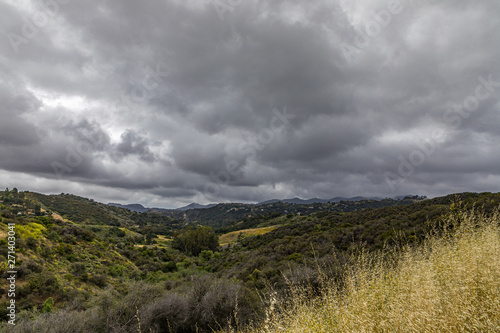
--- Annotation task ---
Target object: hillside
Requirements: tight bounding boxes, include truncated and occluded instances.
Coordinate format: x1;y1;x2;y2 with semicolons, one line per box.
205;192;500;291
24;192;425;232
108;203;149;213
1;190;499;331
25;192;187;239
156;196;426;228
27;192;176;227
249;206;500;332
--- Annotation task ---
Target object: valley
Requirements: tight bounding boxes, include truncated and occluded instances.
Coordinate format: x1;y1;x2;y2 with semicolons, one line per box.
0;189;498;331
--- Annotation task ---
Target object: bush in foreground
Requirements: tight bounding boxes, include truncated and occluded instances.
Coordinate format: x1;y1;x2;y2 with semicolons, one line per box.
2;277;258;332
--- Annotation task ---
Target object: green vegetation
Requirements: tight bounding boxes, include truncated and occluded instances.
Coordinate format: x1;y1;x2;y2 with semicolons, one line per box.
160;196;426;229
246;208;500;332
171;226;219;256
0;190;499;332
26;192;183;231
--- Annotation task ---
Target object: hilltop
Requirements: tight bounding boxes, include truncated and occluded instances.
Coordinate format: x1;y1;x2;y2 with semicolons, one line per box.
107;196;387;213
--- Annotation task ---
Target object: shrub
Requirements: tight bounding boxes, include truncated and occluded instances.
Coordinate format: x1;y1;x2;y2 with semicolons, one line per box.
71;262;86;276
91;281;164;332
39;274;61;295
108;265;124;277
161;261;177;273
141;293;190;332
41;297;54;313
26;261;43;274
2;309;93;332
89;274;107;288
41;246;53;258
199;250;213;262
26;237;38;249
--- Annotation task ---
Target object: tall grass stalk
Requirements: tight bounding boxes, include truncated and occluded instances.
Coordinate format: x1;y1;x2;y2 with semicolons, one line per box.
248;209;500;332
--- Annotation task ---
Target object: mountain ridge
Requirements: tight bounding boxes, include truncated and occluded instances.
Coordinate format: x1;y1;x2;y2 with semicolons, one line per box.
108;195;419;212
108;202;218;212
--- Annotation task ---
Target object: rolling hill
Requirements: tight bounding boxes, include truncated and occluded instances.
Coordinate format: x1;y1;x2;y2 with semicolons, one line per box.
1;189;499;332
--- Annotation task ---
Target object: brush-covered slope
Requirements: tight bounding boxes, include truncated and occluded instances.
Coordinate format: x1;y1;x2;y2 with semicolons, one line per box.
250;205;500;332
159;196;426;228
1;190;499;332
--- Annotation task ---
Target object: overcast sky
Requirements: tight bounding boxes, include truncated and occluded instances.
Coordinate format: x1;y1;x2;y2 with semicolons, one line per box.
1;0;499;208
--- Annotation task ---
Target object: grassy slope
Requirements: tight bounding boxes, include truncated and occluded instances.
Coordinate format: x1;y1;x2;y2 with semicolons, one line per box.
219;226;277;245
247;209;500;332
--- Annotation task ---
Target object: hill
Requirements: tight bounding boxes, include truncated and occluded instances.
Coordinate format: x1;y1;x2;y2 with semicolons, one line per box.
257;196;382;205
251;205;500;332
1;190;499;331
156;195;426;228
108;203;149;213
26;192;185;236
108;202;218;213
22;192;425;236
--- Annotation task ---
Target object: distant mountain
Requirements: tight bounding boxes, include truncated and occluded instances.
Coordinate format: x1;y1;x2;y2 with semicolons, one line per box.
283;197;327;204
174;203;217;211
258;198;329;205
393;195;424;200
108;202;217;212
109;196;420;215
108;203;149;213
329;196;383;202
257;196;383;205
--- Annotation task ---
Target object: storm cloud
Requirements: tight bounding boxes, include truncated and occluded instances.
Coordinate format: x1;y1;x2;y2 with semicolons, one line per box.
0;0;499;207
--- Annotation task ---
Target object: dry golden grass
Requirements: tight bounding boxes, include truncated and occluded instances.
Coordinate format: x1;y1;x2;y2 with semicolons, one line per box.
51;213;66;221
154;234;172;246
219;226;277;245
245;209;500;333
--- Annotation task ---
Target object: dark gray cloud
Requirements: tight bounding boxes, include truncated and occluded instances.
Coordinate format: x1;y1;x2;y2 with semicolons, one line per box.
115;130;155;162
0;88;41;146
0;0;499;208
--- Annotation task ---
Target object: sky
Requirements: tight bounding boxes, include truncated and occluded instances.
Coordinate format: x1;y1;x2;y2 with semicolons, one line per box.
0;0;499;208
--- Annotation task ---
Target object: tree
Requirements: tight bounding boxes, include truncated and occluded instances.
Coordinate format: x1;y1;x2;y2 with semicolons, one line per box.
34;204;41;216
145;231;154;245
172;226;219;256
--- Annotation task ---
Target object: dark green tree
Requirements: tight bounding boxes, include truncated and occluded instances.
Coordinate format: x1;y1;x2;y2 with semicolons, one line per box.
34;204;41;216
172;226;219;256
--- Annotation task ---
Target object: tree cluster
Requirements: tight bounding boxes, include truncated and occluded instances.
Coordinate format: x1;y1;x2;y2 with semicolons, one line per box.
172;226;219;256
